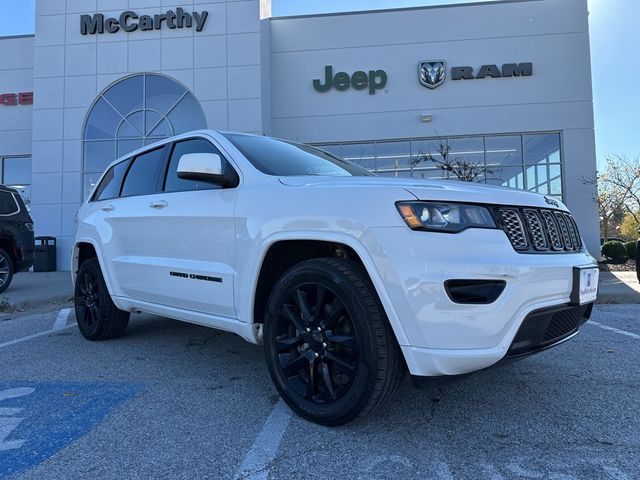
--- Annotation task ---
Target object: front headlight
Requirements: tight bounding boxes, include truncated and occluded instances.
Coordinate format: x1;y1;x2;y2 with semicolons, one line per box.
396;201;496;233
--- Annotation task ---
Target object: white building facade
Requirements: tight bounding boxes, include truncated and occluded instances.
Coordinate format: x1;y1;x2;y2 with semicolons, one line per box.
0;0;599;270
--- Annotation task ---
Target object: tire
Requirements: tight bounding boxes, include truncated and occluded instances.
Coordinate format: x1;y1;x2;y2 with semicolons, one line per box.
74;257;129;341
263;258;404;426
0;248;13;295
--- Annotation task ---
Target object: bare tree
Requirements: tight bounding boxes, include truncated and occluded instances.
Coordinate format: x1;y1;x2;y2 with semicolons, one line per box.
600;154;640;225
588;154;640;241
410;140;495;182
597;183;627;241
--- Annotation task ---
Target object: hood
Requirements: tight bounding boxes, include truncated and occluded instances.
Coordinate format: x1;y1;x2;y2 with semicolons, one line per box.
277;176;569;211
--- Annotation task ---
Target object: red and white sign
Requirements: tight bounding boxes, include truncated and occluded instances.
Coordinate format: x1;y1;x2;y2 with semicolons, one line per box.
0;92;33;106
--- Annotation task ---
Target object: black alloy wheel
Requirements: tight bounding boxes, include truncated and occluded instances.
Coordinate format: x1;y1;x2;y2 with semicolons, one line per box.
76;267;100;330
0;248;14;294
74;258;129;341
274;282;359;404
264;258;404;426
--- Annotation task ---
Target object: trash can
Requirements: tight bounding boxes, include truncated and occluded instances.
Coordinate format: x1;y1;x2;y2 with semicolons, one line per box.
34;236;57;272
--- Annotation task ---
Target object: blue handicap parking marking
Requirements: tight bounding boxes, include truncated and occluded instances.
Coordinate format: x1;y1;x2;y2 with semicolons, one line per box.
0;381;139;479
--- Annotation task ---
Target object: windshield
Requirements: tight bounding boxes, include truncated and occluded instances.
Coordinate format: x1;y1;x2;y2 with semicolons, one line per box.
222;133;375;177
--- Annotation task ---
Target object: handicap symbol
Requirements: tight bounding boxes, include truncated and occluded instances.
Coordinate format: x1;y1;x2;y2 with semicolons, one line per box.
0;387;35;451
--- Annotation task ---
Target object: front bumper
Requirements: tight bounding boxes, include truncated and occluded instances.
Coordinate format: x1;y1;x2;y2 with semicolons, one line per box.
362;226;597;376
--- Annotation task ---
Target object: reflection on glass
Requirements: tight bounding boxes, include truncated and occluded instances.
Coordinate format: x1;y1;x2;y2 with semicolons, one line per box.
103;75;144;117
84;141;115;173
117;139;144;158
166;94;206;133
524;133;560;165
82;74;207;198
314;132;563;196
83;172;102;200
487;166;524;189
410;138;448;175
375;141;410;176
341;143;376;170
2;156;31;211
485;135;522;168
317;144;342;157
3;157;31;184
146;74;187;115
84;98;122;140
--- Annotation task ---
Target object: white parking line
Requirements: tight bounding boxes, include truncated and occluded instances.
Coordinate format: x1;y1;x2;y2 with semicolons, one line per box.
233;400;292;480
589;321;640;340
0;309;76;349
587;320;640;340
53;308;72;331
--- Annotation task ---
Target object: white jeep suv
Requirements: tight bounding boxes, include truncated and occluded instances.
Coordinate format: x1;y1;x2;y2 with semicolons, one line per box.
73;130;598;425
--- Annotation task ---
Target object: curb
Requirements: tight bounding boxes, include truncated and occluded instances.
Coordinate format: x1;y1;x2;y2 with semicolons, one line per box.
4;295;74;314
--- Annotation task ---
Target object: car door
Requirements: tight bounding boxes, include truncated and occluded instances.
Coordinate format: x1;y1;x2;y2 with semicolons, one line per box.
104;136;239;317
98;145;171;305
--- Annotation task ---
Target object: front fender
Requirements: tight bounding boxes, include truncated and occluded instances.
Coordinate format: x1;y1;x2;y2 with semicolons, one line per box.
242;230;410;347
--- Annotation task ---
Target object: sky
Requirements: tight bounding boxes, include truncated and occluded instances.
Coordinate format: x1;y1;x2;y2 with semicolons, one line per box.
0;0;637;167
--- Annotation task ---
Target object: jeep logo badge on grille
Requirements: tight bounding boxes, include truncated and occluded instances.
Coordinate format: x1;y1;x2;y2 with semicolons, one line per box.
544;196;559;207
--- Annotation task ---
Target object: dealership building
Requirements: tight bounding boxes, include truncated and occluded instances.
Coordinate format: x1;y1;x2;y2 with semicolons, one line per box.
0;0;598;270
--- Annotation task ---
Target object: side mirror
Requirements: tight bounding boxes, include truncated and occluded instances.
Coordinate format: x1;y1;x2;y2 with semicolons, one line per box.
177;153;237;187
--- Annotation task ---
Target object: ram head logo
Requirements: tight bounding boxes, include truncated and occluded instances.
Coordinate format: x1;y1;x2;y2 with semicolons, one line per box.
419;61;446;89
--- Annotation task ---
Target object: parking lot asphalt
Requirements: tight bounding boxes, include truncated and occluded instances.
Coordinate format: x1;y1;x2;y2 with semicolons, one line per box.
0;305;638;480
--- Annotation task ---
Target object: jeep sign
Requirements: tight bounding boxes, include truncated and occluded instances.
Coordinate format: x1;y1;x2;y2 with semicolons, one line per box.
313;66;387;95
80;9;208;35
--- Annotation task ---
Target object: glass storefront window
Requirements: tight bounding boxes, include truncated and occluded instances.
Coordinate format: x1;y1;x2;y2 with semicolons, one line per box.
82;73;206;199
313;131;564;199
1;156;31;211
341;143;376;170
485;135;522;168
374;141;411;177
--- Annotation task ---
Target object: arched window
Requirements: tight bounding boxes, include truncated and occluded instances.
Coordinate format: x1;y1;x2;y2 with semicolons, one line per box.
82;73;206;197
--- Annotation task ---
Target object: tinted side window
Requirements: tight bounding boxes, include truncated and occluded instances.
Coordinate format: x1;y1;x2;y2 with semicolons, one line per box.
121;147;165;197
92;160;131;202
0;192;18;215
164;138;226;192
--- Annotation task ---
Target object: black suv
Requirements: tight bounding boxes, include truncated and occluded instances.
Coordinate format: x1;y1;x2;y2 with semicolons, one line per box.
0;185;34;293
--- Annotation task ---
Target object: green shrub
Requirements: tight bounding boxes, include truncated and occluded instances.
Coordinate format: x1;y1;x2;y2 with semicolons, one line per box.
602;241;628;261
625;241;637;259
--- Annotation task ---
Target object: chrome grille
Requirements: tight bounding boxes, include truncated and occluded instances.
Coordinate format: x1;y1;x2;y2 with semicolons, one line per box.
540;211;563;250
498;209;528;249
565;214;582;249
522;209;548;250
496;207;583;254
555;212;573;250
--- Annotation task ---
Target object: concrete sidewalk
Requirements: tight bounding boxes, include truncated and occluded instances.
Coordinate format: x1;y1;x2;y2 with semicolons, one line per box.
597;270;640;304
0;271;73;312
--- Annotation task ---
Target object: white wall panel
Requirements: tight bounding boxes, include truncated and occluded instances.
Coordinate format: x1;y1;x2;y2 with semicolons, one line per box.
128;39;162;71
32;141;63;173
97;42;128;74
162;37;194;70
65;44;98;76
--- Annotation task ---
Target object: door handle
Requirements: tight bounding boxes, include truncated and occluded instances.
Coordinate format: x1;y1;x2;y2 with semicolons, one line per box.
101;204;115;212
149;200;168;209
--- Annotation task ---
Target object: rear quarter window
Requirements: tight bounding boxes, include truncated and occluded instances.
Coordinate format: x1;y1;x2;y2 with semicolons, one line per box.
92;160;131;202
0;192;19;215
